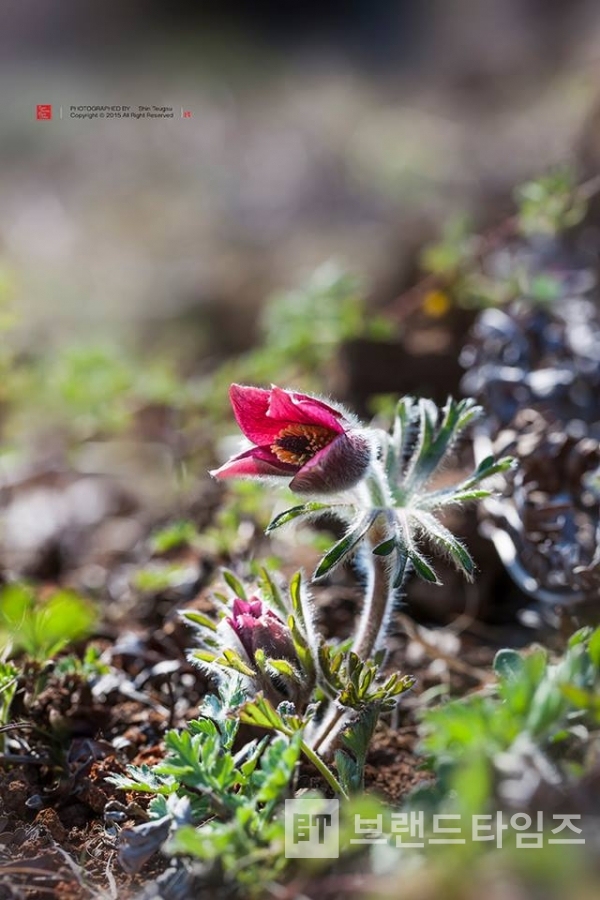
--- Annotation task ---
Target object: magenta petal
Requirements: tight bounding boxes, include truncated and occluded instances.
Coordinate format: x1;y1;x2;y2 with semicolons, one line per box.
232;597;263;618
290;432;371;494
229;384;283;444
210;446;295;480
292;391;346;423
268;387;344;434
229;383;346;444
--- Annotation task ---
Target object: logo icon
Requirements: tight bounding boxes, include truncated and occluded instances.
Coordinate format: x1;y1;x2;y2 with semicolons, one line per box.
36;105;52;120
285;798;339;858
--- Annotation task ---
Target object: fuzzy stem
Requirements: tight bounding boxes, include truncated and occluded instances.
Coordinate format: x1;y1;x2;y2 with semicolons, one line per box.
310;464;400;758
351;545;395;661
309;704;345;756
351;461;399;660
309;534;397;758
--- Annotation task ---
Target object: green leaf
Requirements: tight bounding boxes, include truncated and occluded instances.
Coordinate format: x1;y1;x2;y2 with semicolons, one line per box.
403;398;482;493
313;513;377;580
288;571;303;617
560;684;600;713
181;610;218;632
254;733;302;807
392;396;419;468
222;569;247;600
335;706;380;793
411;510;475;578
0;584;96;661
334;749;360;796
108;764;178;795
397;512;439;584
373;538;396;556
238;694;292;734
266;502;331;533
450;755;492;817
526;680;566;737
268;658;300;680
588;627;600;669
258;567;286;616
423;455;514;509
215;649;256;678
494;649;525;682
392;549;410;589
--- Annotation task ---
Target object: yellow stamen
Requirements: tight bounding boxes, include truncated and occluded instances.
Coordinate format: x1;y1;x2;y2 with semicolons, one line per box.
271;423;336;466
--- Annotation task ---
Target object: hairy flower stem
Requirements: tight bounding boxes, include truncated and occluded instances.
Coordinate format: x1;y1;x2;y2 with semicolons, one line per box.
309;545;396;758
310;490;399;759
351;545;396;661
352;463;398;660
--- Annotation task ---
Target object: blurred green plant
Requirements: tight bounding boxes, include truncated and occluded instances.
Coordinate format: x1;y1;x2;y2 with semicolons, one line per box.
0;661;18;723
420;215;475;280
262;261;393;357
420;215;516;310
418;168;588;312
413;626;600;818
0;583;96;662
131;562;198;595
516;168;587;237
150;520;201;555
0;661;18;752
53;644;110;679
6;340;195;445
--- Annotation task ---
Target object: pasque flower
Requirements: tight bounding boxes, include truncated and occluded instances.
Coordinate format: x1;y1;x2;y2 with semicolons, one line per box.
225;597;298;666
216;594;315;707
211;384;371;494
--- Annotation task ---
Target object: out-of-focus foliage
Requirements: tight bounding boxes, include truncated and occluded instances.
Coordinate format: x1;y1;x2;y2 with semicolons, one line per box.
53;644;110;679
0;662;18;726
149;520;201;555
419;215;516;310
420;215;475;279
131;562;200;595
516;169;587;237
262;262;393;359
414;627;600;817
418;168;590;312
8;341;193;441
0;582;96;661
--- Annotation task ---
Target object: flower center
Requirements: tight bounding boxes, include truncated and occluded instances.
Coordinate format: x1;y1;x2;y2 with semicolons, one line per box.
271;423;337;466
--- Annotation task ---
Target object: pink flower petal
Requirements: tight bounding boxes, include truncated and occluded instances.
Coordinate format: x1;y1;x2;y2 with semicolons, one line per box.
210;445;295;480
268;387;344;434
229;384;346;446
229;384;282;444
232;597;263;618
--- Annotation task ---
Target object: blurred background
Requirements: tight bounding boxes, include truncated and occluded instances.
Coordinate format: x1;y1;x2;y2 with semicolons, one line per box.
2;0;600;347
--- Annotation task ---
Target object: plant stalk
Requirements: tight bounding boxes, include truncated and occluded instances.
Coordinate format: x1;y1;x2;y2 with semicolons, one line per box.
300;739;348;799
309;533;397;758
351;544;395;661
311;457;399;758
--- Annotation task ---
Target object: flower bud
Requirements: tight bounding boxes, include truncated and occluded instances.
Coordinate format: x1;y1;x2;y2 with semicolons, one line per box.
226;597;298;667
